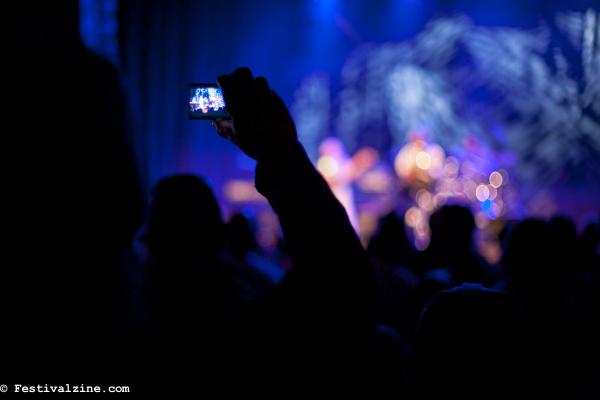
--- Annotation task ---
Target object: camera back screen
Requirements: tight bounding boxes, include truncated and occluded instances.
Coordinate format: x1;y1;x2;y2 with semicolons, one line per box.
188;84;229;119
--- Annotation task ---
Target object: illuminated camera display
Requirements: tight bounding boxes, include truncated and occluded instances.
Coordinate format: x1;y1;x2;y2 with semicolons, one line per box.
188;84;229;119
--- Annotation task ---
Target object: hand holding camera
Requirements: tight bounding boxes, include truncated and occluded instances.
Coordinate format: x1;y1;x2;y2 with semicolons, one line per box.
189;67;297;160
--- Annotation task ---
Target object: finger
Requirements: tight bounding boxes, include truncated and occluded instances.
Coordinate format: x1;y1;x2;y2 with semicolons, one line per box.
232;67;254;83
232;69;256;117
217;74;238;115
255;76;271;94
212;119;225;136
218;68;254;119
215;122;235;141
214;118;234;132
213;118;224;129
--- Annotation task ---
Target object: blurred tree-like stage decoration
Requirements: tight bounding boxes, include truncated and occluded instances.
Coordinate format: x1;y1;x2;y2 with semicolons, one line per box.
289;10;599;255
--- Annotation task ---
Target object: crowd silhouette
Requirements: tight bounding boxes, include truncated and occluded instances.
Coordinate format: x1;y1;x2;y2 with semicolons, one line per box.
8;17;600;396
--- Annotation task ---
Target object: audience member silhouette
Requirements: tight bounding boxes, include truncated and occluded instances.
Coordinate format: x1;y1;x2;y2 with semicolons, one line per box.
142;174;235;337
502;219;561;316
419;205;491;285
501;218;591;394
8;9;144;381
366;212;418;385
224;212;284;302
367;212;418;337
413;283;530;396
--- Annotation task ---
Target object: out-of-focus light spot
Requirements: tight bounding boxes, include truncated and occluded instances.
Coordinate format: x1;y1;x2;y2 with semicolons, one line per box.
416;190;434;211
450;178;462;194
476;184;491;202
461;161;476;177
499;169;510;185
428;144;445;162
353;147;379;170
256;211;280;249
394;140;421;179
394;149;412;178
393;139;439;183
436;178;451;192
480;199;492;213
475;211;489;228
415;235;430;250
489;171;503;188
358;212;378;247
319;137;346;158
463;179;477;200
488;203;502;219
426;144;446;178
404;207;421;227
479;239;502;265
357;169;393;193
224;180;266;203
444;156;459;177
415;222;430;237
488;186;498;200
433;193;447;207
317;155;339;178
495;198;504;211
415;151;432;170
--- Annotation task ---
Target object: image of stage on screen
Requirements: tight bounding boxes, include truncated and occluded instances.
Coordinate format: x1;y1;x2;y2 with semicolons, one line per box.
188;86;227;118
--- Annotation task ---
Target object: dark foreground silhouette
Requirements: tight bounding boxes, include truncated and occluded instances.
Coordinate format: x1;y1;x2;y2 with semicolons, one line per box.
6;18;599;394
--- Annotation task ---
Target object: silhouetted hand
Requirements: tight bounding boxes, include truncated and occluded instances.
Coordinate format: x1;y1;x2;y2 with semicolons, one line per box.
214;67;297;160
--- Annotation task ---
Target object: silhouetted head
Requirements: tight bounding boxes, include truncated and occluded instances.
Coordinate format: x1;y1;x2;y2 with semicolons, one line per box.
429;205;475;254
502;219;556;289
424;204;490;284
367;212;413;266
146;174;223;260
226;213;258;259
414;283;528;391
9;31;143;341
12;43;143;257
144;175;228;334
549;215;577;240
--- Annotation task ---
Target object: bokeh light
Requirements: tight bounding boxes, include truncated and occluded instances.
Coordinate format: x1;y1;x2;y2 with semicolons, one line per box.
415;151;432;170
476;184;491;202
404;207;422;228
489;171;503;188
317;155;339;178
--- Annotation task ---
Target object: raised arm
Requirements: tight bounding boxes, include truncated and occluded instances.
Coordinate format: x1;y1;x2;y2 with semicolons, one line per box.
216;68;373;343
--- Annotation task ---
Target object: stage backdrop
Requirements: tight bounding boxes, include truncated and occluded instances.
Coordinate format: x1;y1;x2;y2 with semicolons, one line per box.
81;0;599;222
